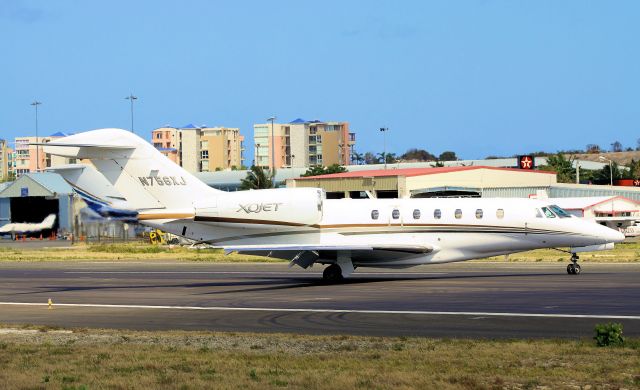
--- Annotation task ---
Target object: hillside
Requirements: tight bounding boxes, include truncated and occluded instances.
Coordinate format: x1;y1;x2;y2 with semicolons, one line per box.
565;151;640;166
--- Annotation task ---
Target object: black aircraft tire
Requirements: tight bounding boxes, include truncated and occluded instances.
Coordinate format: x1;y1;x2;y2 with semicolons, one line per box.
323;264;343;283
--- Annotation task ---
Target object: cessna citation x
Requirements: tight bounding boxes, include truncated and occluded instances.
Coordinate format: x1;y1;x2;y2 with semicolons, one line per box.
43;129;624;282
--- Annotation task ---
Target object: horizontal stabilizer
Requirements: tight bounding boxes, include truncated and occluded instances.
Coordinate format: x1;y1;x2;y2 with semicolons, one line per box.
34;143;135;149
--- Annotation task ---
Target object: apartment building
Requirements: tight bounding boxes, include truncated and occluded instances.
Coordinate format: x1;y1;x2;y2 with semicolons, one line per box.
13;132;75;177
254;118;356;170
151;124;245;173
0;139;13;181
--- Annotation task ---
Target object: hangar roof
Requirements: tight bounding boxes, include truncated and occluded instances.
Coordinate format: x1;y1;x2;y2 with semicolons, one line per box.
551;196;640;211
297;166;556;180
0;173;72;198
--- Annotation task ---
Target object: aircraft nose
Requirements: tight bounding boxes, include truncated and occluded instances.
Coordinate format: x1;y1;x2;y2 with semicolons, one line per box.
601;226;625;243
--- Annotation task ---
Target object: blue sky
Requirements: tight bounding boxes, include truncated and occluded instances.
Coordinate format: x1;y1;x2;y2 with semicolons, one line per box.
2;0;639;160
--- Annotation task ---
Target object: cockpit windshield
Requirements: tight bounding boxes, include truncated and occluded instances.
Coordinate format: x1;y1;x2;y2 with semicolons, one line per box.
549;205;572;218
541;207;556;218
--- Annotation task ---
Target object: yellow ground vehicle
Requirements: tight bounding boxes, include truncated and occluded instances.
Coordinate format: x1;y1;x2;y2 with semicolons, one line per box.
148;229;166;245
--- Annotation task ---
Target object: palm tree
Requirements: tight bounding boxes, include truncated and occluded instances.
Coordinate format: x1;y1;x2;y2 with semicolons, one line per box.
352;152;364;165
376;152;397;164
240;166;274;190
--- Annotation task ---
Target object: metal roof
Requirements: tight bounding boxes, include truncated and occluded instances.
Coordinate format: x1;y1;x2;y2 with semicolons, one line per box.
0;173;72;198
348;157;610;171
27;173;73;194
297;166;556;180
550;196;639;210
195;168;309;190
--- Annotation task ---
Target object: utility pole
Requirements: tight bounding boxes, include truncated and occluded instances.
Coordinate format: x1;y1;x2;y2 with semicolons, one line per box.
380;127;389;169
125;94;137;133
31;101;42;172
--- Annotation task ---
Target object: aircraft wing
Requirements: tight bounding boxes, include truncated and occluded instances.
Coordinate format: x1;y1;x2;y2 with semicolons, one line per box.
222;243;436;269
223;243;435;255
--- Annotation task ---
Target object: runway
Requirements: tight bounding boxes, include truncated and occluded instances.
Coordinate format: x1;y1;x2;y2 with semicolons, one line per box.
0;261;639;338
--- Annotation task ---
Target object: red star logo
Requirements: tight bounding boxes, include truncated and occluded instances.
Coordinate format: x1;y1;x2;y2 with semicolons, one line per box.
520;156;533;169
634;179;640;187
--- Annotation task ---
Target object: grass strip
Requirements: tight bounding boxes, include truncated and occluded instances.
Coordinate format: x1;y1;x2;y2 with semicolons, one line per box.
0;240;639;262
0;326;638;389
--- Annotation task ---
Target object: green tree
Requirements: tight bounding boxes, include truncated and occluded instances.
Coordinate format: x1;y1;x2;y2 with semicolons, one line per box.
376;152;397;164
363;152;377;165
438;151;457;161
592;162;625;184
540;154;575;183
239;165;274;190
401;148;436;161
351;152;364;165
628;159;640;179
301;164;347;177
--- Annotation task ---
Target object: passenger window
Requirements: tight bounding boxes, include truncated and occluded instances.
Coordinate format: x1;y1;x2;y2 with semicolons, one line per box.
413;209;421;220
496;209;505;219
535;209;543;218
455;209;462;219
434;209;441;219
542;207;555;218
392;209;400;220
371;210;379;220
475;209;483;219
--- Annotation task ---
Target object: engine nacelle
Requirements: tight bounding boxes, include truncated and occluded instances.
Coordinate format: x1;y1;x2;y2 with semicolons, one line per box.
194;188;324;228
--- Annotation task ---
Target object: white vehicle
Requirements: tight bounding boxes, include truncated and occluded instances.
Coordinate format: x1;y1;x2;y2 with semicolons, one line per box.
0;214;56;236
43;129;625;282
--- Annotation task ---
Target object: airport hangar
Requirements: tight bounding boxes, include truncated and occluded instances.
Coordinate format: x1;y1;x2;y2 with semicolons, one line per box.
0;173;75;236
285;165;640;202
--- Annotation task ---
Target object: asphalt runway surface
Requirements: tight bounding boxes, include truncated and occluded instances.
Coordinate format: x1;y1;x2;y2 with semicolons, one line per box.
0;260;638;338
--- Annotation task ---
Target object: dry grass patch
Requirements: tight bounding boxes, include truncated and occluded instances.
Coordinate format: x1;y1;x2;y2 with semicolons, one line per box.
1;240;639;263
0;327;638;389
479;240;640;263
0;243;275;262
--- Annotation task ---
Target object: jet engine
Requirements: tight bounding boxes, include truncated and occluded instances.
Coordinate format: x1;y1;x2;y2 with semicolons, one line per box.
194;187;324;228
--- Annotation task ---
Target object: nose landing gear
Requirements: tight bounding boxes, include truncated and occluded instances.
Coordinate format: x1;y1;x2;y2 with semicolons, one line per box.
567;253;581;275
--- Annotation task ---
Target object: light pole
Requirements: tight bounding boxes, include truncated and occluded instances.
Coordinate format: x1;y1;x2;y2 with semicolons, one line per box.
254;143;261;167
31;101;42;172
380;127;388;169
599;156;613;186
267;116;276;172
125;94;137;133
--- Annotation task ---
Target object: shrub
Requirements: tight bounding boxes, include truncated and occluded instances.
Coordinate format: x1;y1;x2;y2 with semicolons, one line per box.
594;322;625;347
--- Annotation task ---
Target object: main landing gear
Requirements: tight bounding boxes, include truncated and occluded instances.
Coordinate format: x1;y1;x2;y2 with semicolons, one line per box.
323;264;344;283
567;253;581;275
322;253;355;283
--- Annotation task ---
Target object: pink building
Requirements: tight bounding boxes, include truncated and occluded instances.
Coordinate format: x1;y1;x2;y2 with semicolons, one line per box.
14;132;71;176
151;128;179;163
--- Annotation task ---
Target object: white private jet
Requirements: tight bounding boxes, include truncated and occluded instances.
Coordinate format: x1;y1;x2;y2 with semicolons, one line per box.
0;214;57;236
43;129;624;282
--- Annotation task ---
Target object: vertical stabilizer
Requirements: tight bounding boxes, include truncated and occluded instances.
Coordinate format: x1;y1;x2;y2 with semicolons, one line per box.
43;128;219;210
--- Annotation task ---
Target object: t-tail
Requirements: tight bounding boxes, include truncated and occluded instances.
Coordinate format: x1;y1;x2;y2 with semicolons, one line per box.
42;128;219;214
